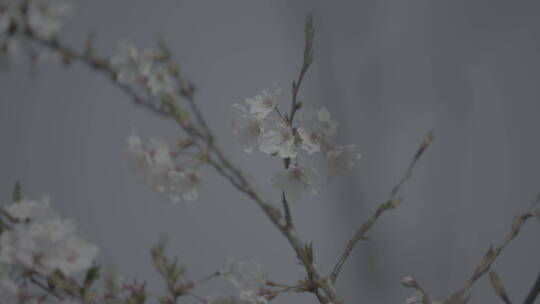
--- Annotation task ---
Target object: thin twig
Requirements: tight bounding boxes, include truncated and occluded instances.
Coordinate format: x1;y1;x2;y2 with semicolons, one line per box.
524;273;540;304
289;14;314;124
279;14;315;231
29;274;65;301
281;192;293;229
330;132;433;282
193;271;219;286
450;194;540;299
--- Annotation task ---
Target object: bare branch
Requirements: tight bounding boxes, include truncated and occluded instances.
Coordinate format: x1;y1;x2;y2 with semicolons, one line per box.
330;132;433;282
524;273;540;304
451;194;540;298
289;14;314;124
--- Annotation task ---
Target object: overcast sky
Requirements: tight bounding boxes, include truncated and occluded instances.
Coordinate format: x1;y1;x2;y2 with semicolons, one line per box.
1;1;539;303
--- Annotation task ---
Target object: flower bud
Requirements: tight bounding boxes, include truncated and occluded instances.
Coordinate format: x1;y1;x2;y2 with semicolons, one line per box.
400;276;418;288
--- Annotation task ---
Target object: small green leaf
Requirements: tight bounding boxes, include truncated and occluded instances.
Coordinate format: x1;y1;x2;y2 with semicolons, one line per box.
489;271;511;304
303;243;314;264
381;198;402;211
83;264;101;292
12;181;22;203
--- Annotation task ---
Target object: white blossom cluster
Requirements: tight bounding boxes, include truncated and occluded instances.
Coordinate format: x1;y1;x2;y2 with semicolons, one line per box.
207;259;268;304
0;0;72;65
125;132;202;203
0;196;98;303
232;86;362;201
110;41;175;96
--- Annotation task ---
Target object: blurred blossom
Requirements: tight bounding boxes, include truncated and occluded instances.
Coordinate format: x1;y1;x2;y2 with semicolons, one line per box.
272;164;318;202
0;196;98;276
245;86;282;120
297;107;338;154
259;122;297;159
325;145;362;176
126;132;202;203
111;42;153;84
231;103;266;153
27;0;73;39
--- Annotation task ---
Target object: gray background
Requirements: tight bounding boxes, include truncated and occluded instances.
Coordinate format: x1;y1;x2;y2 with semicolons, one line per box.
1;0;539;303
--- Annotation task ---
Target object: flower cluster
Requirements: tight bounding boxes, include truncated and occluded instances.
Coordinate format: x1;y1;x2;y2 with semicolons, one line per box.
0;196;98;277
208;259;268;304
232;86;362;201
125;132;202;203
110;41;175;97
0;195;98;304
0;0;72;65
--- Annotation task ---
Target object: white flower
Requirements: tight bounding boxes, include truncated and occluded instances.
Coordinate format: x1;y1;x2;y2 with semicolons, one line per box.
271;164;318;202
147;66;175;96
125;133;202;203
221;259;266;301
297;107;338;154
325;145;362;176
259;122;296;159
110;42;153;85
0;197;99;276
126;134;174;192
27;0;72;39
244;86;282;120
168;168;201;203
231;103;265;153
4;196;57;220
46;233;99;275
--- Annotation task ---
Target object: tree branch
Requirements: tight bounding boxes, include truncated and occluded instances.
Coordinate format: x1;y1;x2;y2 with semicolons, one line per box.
21;17;343;304
524;272;540;304
449;194;540;299
330;132;433;282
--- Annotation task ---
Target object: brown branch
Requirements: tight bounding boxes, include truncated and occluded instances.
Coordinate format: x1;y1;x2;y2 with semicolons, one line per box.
289;14;314;124
524;273;540;304
330;132;433;282
449;194;540;300
20;18;343;304
279;14;315;230
29;274;65;301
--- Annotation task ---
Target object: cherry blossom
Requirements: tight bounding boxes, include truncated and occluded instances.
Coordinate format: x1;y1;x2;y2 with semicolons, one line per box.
125;132;202;203
325;145;362;176
231;103;265;153
258;122;297;159
245;86;282;120
271;164;318;202
110;42;153;85
297;107;338;154
219;259;268;304
27;0;73;39
0;197;98;276
147;66;175;96
168;168;202;203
